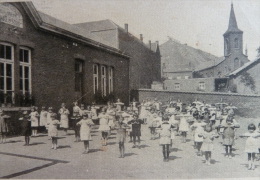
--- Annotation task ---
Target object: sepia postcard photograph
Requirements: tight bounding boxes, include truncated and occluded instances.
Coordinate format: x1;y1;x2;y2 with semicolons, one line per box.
0;0;259;179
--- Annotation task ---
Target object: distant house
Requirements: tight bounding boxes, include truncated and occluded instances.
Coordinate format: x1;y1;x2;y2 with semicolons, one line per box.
228;58;260;94
160;39;222;80
75;20;161;99
163;3;254;93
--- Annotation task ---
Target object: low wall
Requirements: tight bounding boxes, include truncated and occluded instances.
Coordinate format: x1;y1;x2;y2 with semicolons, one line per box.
138;89;260;117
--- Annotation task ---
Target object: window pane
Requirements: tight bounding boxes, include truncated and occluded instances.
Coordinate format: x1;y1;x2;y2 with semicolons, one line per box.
0;45;4;59
0;77;4;90
6;45;12;60
24;50;29;63
25;79;29;91
6;64;12;77
93;65;97;74
20;79;23;90
25;66;29;78
75;63;79;72
19;49;23;62
6;77;12;90
0;63;4;76
19;66;23;78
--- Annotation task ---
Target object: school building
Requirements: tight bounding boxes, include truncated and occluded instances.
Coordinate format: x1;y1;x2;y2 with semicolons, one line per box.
75;20;161;98
0;2;131;110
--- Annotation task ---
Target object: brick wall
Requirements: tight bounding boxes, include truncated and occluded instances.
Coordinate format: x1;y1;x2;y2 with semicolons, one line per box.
0;3;130;111
118;30;161;91
138;89;260;117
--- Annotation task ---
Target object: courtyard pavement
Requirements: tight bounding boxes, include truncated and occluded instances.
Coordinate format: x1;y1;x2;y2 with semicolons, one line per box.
0;117;259;179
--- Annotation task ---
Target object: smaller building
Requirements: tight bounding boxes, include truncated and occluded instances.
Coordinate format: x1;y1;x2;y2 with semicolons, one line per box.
228;58;260;94
164;78;215;92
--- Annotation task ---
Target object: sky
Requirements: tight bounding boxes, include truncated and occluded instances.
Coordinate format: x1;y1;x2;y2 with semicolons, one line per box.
2;0;259;60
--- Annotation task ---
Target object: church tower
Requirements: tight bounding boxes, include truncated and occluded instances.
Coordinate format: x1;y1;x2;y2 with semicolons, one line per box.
223;3;248;71
223;3;243;57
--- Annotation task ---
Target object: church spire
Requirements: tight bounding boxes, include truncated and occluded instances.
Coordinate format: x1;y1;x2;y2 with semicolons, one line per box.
224;3;242;35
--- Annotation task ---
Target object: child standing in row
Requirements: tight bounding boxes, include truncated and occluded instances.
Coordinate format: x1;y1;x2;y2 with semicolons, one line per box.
77;112;94;154
98;108;110;146
29;107;39;137
59;103;70;135
178;109;191;143
200;125;219;165
114;115;130;158
240;124;260;170
39;106;48;133
19;111;32;146
219;115;240;158
158;115;176;162
0;109;10;144
190;115;207;155
47;113;60;150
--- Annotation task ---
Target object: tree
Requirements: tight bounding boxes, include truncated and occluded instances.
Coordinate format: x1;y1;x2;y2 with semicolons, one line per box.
240;71;256;93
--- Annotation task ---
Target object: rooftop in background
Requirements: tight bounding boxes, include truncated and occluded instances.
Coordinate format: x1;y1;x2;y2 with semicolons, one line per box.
75;19;159;53
37;12;116;48
161;39;224;72
229;57;260;77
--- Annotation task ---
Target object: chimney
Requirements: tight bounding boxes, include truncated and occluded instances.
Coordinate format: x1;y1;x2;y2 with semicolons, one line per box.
124;24;128;33
156;41;159;46
149;40;151;49
140;34;143;42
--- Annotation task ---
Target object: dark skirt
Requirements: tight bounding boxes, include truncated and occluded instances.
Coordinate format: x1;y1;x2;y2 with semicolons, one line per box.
21;121;32;136
131;129;141;137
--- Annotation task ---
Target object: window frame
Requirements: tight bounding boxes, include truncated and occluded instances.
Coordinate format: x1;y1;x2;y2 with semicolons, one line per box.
19;47;32;95
101;65;107;96
75;60;84;92
0;42;14;103
174;83;180;90
93;64;99;94
199;82;206;90
108;67;113;94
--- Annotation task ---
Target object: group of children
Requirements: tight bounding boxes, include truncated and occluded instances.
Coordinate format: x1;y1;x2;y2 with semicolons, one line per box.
0;97;260;170
138;98;260;169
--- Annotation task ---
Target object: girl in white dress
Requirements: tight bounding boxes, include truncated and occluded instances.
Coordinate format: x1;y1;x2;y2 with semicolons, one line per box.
190;115;207;156
29;107;39;136
39;106;48;133
240;124;260;170
77;113;94;154
47;113;60;150
59;103;70;135
98;108;110;146
46;107;54;138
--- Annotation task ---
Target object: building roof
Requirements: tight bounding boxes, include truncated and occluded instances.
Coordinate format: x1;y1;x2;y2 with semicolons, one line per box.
18;2;129;58
38;12;116;48
224;3;243;36
75;19;118;33
75;19;159;53
161;39;223;72
229;58;260;77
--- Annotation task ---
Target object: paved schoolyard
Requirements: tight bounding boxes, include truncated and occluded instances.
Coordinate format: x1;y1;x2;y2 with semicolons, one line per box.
0;116;259;179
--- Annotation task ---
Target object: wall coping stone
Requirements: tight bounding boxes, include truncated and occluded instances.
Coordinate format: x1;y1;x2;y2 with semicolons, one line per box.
138;89;260;97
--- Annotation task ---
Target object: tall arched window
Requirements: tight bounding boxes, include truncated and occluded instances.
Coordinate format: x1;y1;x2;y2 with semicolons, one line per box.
234;38;238;48
234;58;240;69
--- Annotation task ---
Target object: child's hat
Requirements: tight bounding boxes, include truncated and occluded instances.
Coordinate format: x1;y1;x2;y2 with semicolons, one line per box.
23;110;28;115
48;107;53;110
